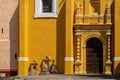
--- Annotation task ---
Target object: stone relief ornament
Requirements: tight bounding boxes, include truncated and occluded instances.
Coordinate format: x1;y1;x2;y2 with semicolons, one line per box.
75;2;82;9
49;60;57;73
106;0;112;9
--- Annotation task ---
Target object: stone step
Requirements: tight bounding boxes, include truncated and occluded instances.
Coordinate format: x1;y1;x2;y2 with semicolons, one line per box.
0;74;120;80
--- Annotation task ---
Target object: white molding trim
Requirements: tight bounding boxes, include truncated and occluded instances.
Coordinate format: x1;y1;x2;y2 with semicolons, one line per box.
106;14;111;16
18;57;29;61
99;14;105;17
75;33;82;36
114;57;120;61
78;30;107;32
64;57;74;61
75;14;83;18
34;0;58;18
35;13;58;18
106;32;111;36
76;14;105;18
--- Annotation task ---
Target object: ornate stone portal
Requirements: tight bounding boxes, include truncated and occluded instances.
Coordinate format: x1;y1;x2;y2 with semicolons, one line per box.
73;0;113;74
73;26;112;74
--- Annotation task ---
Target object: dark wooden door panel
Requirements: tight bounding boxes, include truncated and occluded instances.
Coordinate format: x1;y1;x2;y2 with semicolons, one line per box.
86;38;103;74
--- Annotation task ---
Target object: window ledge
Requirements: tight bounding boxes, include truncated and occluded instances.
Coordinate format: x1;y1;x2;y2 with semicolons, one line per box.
34;13;58;18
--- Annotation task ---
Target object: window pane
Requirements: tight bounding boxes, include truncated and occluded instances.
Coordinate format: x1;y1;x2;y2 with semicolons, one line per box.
43;0;52;12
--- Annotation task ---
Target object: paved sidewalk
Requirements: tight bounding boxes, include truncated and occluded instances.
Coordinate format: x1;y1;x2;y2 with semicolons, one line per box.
0;74;120;80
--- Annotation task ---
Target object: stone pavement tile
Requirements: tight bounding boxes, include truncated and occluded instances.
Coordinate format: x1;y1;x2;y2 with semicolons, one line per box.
0;74;120;80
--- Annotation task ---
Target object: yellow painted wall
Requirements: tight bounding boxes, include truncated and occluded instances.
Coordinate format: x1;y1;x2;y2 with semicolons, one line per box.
28;0;56;62
19;0;120;76
19;0;73;75
28;0;55;56
114;0;120;75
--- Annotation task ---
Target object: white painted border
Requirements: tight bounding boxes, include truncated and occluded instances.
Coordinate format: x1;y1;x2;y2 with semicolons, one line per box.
64;57;74;61
114;57;120;61
18;57;29;61
75;14;83;18
34;0;58;18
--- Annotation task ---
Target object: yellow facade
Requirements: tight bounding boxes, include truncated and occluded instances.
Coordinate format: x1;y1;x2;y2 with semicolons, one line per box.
114;0;120;74
18;0;120;76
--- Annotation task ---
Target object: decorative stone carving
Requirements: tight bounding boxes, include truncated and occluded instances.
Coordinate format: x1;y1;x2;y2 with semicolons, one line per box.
74;29;82;73
28;60;39;76
106;14;111;19
105;30;112;74
75;2;83;23
106;0;112;9
75;2;82;9
40;56;51;75
105;0;112;24
49;60;57;74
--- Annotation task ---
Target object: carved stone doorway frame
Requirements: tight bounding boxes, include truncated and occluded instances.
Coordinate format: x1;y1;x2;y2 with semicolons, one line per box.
73;26;112;74
82;34;107;74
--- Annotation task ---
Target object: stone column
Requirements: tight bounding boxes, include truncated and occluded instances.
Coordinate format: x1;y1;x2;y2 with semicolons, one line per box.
64;0;74;74
105;30;112;74
74;29;82;74
18;0;29;76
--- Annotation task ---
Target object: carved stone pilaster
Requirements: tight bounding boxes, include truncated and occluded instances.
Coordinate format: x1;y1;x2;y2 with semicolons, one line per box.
105;30;112;74
74;29;82;73
75;33;81;64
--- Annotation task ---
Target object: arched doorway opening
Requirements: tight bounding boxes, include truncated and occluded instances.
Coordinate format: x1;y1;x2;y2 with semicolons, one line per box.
86;38;103;74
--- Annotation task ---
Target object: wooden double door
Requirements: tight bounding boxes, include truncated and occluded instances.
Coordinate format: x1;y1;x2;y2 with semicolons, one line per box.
86;38;103;74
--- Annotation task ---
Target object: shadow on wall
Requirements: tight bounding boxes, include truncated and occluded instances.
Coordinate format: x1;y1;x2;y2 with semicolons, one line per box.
111;1;114;74
9;5;19;76
56;0;65;74
115;63;120;75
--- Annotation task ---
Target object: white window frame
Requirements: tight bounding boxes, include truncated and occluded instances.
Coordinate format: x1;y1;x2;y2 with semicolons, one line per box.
34;0;58;18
